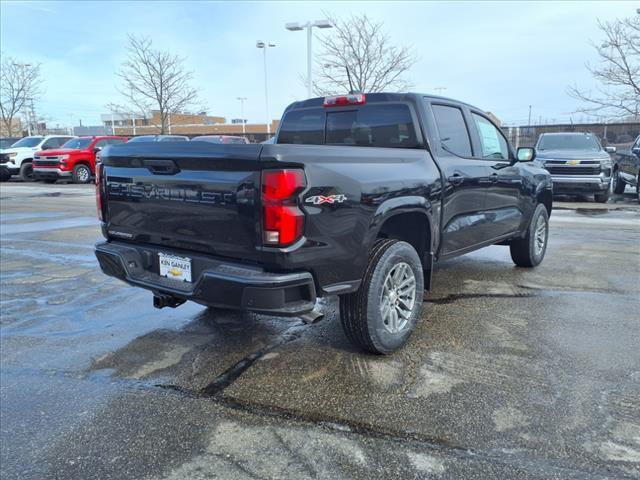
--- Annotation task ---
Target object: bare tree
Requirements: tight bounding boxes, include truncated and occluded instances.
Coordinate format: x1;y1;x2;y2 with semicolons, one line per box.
568;16;639;120
0;57;42;136
313;14;417;95
116;35;199;133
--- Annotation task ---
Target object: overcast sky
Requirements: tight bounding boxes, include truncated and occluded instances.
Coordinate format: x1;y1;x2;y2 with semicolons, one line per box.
1;0;636;128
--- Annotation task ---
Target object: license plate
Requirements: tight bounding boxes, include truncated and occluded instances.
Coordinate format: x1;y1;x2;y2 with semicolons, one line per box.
158;253;192;282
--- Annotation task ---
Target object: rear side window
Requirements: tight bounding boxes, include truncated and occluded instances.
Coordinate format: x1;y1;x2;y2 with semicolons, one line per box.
278;104;418;148
278;110;324;145
432;105;472;157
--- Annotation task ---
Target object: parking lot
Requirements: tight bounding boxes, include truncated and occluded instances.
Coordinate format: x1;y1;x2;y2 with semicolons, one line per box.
0;182;639;479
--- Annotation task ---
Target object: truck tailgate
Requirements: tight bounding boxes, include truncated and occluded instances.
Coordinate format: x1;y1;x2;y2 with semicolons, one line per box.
101;142;263;259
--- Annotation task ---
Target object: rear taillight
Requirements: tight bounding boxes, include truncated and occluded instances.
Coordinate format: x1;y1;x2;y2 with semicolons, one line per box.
261;169;306;246
323;93;366;107
95;161;103;221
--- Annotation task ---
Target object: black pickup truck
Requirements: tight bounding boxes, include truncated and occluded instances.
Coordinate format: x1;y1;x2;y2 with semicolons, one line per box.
95;93;552;354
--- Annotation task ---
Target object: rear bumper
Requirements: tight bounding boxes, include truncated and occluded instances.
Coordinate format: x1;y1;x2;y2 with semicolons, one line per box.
34;167;72;179
95;241;316;316
551;174;610;194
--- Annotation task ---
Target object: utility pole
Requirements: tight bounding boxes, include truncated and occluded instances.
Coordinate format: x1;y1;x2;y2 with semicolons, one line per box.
286;20;333;98
237;97;247;134
528;105;532;126
434;86;447;95
256;41;276;134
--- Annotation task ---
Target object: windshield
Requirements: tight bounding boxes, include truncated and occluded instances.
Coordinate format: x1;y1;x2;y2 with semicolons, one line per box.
193;136;222;143
61;138;93;149
0;139;18;149
11;137;43;148
127;136;156;143
537;134;600;151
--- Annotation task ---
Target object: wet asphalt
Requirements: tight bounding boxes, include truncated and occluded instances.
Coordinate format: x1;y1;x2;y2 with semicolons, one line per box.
1;182;639;480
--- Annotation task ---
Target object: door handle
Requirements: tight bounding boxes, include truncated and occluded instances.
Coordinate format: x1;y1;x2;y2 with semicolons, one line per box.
447;174;464;186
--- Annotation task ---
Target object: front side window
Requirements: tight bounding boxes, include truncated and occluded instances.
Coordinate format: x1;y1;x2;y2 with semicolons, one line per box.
432;104;472;157
472;113;509;160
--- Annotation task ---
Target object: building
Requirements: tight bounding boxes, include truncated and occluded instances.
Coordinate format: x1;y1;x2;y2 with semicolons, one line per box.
100;110;278;141
0;117;23;137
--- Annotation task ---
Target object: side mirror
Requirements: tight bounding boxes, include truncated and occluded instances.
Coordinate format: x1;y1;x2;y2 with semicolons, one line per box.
632;147;640;155
93;146;102;153
517;147;536;162
605;146;616;153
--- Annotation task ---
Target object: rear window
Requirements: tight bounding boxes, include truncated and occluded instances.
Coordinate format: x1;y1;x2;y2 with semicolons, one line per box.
278;104;418;148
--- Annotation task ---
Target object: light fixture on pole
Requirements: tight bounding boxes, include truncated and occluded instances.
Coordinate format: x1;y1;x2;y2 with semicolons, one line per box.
285;19;333;98
236;97;247;135
256;41;276;134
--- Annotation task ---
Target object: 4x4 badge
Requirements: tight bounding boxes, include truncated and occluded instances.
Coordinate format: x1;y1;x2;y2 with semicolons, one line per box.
305;194;347;205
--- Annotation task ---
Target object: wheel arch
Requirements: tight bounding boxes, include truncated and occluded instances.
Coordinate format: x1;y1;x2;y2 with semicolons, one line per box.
367;197;435;289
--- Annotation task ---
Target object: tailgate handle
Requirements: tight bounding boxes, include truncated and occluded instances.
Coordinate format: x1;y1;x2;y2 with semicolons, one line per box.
143;159;179;175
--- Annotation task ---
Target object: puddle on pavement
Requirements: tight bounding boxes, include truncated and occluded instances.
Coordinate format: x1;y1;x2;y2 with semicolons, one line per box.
0;217;98;235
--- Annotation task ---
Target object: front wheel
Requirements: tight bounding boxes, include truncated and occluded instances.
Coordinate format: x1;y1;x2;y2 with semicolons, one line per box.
72;164;92;184
339;239;424;354
19;162;34;182
612;169;625;194
510;203;549;268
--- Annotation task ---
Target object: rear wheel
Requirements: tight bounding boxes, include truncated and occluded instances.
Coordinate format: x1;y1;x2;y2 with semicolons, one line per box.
19;162;34;182
72;164;92;184
510;203;549;268
339;239;424;354
0;168;10;182
612;169;625;194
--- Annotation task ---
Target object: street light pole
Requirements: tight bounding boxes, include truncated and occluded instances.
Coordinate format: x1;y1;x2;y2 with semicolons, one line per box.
286;19;333;98
237;97;247;134
256;41;275;134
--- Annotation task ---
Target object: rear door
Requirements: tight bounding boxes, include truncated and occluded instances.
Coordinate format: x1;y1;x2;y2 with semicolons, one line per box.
426;101;493;255
468;111;525;239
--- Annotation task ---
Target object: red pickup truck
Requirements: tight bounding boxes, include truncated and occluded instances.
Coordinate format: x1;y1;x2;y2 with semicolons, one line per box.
34;136;127;183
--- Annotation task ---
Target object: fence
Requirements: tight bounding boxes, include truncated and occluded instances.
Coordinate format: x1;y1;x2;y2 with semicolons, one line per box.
502;122;640;148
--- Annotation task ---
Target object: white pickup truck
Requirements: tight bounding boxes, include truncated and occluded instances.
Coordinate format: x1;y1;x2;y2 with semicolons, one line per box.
0;135;74;181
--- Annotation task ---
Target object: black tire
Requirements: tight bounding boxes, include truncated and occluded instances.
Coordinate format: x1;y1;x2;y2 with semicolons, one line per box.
72;164;92;184
612;169;625;194
339;239;424;354
19;162;34;182
509;203;549;268
0;168;10;182
594;191;609;203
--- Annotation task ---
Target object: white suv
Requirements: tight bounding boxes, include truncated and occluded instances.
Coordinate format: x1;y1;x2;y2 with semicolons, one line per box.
0;135;75;181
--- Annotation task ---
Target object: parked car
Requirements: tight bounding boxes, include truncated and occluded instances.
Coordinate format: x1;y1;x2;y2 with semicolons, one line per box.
127;135;189;143
0;135;75;181
192;135;250;144
0;137;21;150
33;136;127;184
612;134;640;203
535;132;615;203
95;92;552;354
